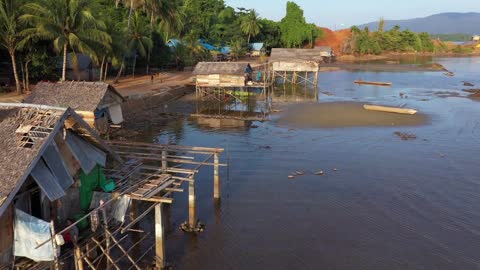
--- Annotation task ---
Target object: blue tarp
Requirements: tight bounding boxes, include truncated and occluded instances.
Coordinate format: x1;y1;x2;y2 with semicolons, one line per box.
166;39;182;48
199;39;217;51
14;209;55;262
220;47;231;54
250;43;264;51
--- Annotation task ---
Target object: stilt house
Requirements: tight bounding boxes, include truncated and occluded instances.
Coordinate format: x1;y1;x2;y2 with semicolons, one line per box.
0;104;121;267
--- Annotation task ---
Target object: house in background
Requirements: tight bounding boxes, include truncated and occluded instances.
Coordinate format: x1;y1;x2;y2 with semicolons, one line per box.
0;104;121;266
193;62;250;88
472;35;480;42
58;53;97;81
25;81;125;134
249;43;264;57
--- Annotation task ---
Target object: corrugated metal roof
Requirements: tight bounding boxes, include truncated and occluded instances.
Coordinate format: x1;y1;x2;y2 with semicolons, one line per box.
65;131;96;174
43;142;74;190
30;159;66;201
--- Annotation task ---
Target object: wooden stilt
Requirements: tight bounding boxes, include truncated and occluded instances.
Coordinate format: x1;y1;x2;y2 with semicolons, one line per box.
188;181;196;227
155;204;166;270
213;153;220;200
161;150;167;173
74;245;84;270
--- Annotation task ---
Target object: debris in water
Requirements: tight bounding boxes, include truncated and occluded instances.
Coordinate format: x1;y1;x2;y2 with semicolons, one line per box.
295;171;305;176
394;131;417;141
180;220;206;233
463;82;475;87
251;125;259;128
321;91;335;96
259;145;271;150
444;71;455;77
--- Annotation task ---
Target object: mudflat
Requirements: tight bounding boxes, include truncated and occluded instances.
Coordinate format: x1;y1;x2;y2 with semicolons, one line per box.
276;102;429;128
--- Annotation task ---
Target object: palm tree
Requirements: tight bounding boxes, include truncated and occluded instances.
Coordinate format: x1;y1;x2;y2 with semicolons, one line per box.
145;0;184;39
240;10;262;44
21;0;111;81
99;19;125;81
126;12;153;78
0;0;24;93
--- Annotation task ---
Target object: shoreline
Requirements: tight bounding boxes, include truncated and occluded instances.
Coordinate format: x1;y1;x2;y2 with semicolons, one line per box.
337;52;480;62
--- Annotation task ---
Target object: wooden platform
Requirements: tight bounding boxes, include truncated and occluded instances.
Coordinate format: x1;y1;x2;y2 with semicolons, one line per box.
129;174;174;202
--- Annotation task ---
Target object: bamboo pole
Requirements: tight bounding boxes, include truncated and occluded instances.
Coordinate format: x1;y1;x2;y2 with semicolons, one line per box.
74;245;84;270
49;221;60;270
104;229;140;270
91;238;120;270
101;207;111;270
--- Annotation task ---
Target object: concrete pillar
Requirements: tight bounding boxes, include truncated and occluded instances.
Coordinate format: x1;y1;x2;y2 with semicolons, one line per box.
214;153;220;200
155;203;166;269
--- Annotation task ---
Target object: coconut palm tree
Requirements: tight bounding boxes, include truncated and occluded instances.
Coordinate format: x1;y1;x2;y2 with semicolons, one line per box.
0;0;24;93
126;12;153;78
21;0;111;81
240;10;262;44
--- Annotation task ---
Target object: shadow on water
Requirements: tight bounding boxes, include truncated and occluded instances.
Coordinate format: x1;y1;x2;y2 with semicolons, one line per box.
128;57;480;270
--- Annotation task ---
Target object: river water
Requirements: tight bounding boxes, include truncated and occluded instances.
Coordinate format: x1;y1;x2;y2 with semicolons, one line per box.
137;57;480;270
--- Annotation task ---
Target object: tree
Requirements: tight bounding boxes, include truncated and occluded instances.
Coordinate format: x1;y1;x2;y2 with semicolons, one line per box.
21;0;111;81
279;2;322;48
378;17;385;33
126;12;153;78
0;0;24;93
240;10;261;44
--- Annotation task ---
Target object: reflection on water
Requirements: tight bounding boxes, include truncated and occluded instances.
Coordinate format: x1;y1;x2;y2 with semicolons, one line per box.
137;58;480;270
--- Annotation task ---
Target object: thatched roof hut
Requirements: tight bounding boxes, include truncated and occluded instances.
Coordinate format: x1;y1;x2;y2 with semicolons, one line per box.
270;48;325;62
269;49;321;73
0;104;119;217
0;103;121;265
193;62;249;76
25;81;125;133
193;62;249;87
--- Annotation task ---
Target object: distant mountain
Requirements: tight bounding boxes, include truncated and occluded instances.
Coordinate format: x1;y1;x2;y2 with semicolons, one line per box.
357;12;480;35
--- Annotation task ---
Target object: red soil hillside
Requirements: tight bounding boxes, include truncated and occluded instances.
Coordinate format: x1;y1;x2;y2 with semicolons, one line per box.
315;27;351;55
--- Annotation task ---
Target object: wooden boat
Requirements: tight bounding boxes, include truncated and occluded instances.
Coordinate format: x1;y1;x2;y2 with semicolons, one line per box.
363;104;417;115
354;80;392;86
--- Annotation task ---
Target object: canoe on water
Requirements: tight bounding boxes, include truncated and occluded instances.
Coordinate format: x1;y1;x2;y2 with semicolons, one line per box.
363;104;418;115
354;80;393;86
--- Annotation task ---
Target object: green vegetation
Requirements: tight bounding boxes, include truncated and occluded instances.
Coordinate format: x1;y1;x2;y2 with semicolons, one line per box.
430;33;471;42
0;0;321;93
279;2;322;48
349;24;435;55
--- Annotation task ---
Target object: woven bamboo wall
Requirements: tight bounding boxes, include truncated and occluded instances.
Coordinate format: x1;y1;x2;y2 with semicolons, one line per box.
272;61;319;72
196;74;245;87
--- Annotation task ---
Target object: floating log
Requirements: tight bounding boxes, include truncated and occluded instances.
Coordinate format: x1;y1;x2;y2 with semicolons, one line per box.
354;80;392;86
363;104;417;115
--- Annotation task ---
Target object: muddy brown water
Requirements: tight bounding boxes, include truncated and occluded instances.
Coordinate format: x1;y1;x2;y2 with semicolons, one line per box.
127;57;480;270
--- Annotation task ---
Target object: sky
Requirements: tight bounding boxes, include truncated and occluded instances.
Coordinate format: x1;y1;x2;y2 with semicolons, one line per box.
224;0;479;29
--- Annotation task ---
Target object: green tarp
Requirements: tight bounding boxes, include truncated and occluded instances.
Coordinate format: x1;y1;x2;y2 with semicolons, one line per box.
79;165;115;211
